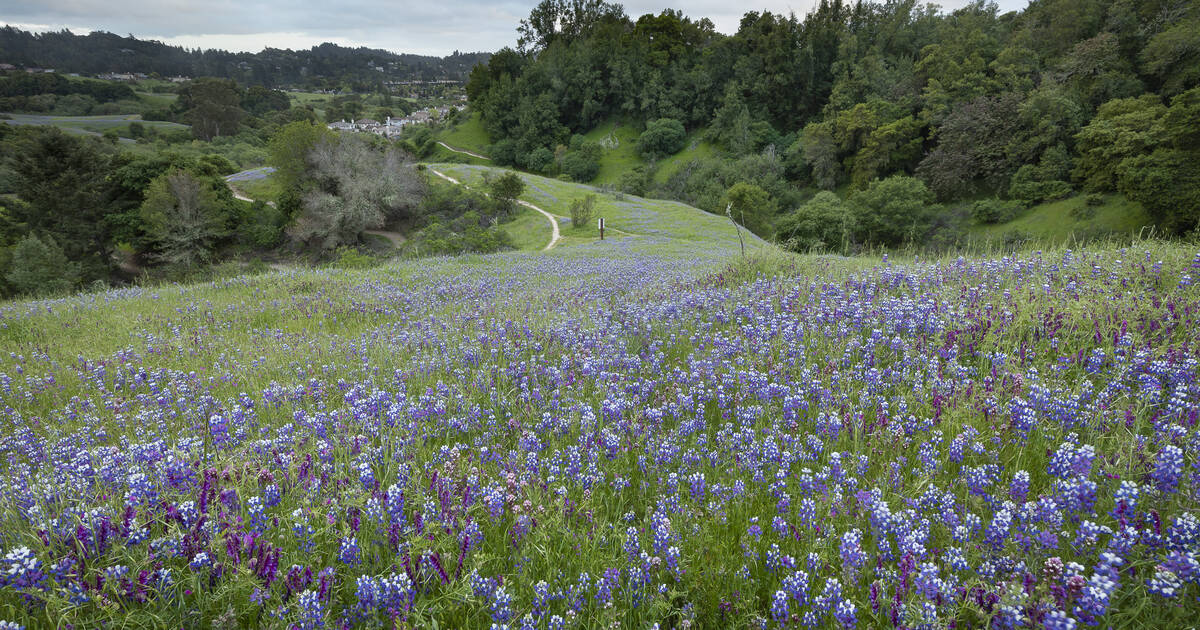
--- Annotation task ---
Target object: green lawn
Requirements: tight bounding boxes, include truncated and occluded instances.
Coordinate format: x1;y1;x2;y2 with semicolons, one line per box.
969;192;1154;245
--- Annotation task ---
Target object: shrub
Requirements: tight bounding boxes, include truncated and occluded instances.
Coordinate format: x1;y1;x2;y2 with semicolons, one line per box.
330;246;378;269
1085;193;1105;206
848;176;938;247
777;191;852;252
561;145;601;182
526;147;555;173
570;195;597;229
971;199;1025;224
637;118;687;159
5;233;80;296
620;167;650;197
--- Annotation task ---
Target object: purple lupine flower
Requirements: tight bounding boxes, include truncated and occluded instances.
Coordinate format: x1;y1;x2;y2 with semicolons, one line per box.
1151;445;1184;494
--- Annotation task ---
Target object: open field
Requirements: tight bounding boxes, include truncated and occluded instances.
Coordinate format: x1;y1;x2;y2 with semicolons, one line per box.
0;113;189;141
0;165;1197;628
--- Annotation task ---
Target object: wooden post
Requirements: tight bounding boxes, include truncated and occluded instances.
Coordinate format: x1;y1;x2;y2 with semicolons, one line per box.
599;217;605;240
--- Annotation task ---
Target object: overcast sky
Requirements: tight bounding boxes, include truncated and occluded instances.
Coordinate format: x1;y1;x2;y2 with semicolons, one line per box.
4;0;1030;57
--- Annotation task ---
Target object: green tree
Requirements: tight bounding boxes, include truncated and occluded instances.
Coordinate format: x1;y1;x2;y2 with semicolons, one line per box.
7;126;115;280
489;172;526;217
777;191;853;252
799;122;841;190
139;170;229;267
268;121;336;217
1072;94;1167;191
848;175;938;247
637;118;687;159
177;78;244;141
708;84;754;155
725;181;775;237
1114;87;1200;233
5;233;79;296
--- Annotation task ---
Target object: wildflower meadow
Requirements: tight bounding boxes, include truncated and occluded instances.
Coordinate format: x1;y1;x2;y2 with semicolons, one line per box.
0;223;1198;628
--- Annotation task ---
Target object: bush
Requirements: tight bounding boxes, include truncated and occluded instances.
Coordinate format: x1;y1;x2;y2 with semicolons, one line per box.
1085;193;1105;206
725;182;776;238
570;195;597;229
848;176;939;247
777;191;852;252
637;118;687;159
526;147;555;173
561;144;601;182
5;233;80;296
330;246;378;269
619;167;650;197
1008;164;1072;204
971;199;1025;224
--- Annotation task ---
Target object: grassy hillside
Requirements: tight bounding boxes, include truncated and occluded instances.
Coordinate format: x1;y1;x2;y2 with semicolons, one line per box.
0;229;1197;628
438;112;491;156
431;163;766;251
970;193;1155;245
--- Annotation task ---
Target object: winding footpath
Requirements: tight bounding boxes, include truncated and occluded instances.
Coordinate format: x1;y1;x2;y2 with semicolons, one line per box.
428;167;561;251
436;142;490;161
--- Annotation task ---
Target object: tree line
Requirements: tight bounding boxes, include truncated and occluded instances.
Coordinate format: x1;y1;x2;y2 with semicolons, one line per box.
466;0;1200;245
0;27;491;89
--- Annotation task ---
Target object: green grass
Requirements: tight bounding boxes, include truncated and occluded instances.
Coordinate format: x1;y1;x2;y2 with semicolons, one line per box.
231;174;281;203
438;112;491;156
652;135;717;184
583;120;642;186
501;207;555;251
969;192;1154;245
430;163;767;251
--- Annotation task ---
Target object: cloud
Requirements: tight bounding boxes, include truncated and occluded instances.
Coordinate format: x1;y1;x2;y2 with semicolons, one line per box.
2;0;1031;56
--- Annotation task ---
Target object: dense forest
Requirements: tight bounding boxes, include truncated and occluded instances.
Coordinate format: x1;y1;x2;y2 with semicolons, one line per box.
466;0;1200;245
0;27;491;88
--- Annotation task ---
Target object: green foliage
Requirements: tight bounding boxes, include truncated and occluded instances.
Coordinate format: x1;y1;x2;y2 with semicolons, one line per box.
561;141;602;182
971;198;1025;224
139;170;229;267
526;147;555;174
637;118;687;159
848;175;939;247
489;172;526;216
5;126;116;281
329;246;379;269
619;166;650;196
724;181;775;238
176;78;244;141
267;121;336;216
777;191;852;252
4;233;79;296
1073;94;1167;191
569;194;597;229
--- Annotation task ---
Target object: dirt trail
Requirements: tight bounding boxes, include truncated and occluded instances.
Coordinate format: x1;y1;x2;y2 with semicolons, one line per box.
437;142;491;161
428;167;561;251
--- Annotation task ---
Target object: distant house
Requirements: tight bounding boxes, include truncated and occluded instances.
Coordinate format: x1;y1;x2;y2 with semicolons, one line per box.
0;63;16;72
354;118;380;131
327;120;355;131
